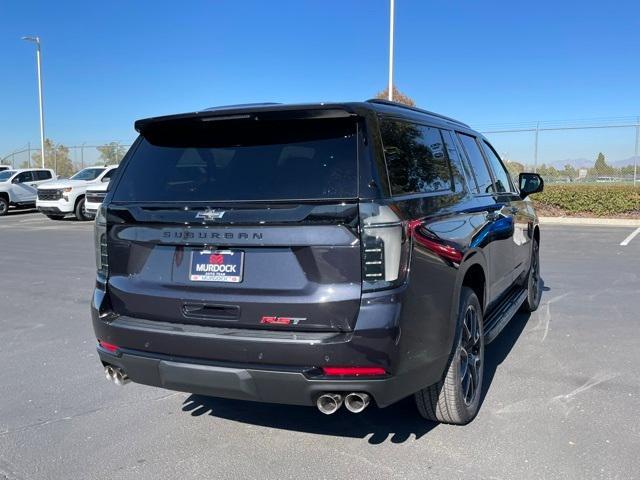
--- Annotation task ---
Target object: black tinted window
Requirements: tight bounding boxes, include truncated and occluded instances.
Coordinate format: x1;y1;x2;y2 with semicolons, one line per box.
15;171;34;183
102;169;117;180
481;141;512;193
36;170;52;180
380;119;452;195
113;118;357;202
440;130;466;192
458;133;494;194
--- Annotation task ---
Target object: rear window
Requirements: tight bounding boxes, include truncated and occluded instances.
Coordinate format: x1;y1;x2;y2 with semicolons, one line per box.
112;118;358;202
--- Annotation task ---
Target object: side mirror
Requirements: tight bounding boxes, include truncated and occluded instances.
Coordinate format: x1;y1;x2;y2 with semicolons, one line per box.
12;177;21;184
519;173;544;199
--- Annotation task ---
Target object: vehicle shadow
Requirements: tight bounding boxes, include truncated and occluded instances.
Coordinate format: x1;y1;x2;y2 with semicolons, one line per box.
182;394;438;444
181;282;549;442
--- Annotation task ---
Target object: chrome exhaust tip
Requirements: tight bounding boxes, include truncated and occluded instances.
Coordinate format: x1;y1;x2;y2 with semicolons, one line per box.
344;392;370;413
113;368;130;386
316;393;343;415
104;365;116;381
104;365;130;385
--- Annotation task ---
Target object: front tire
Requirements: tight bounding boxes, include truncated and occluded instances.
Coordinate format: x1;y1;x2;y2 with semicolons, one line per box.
74;197;90;221
0;197;8;216
415;287;484;425
521;238;541;312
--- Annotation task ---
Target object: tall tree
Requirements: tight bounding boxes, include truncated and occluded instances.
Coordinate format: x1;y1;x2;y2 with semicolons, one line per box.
97;142;127;165
374;86;416;107
31;139;75;178
592;152;614;176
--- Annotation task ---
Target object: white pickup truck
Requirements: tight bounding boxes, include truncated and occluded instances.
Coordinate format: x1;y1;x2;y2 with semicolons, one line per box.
84;182;110;219
36;165;118;220
0;168;57;216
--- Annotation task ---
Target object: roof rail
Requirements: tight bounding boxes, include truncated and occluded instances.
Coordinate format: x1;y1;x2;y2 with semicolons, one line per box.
203;102;282;111
365;99;470;128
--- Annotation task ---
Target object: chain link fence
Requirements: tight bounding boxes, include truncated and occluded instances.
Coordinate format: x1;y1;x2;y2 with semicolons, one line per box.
479;117;640;186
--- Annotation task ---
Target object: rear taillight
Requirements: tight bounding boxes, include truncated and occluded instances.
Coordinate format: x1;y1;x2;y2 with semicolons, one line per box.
95;206;108;285
359;203;407;291
98;340;119;353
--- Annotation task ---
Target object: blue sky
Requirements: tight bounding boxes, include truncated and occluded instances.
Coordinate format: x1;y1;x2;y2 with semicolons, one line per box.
1;0;639;165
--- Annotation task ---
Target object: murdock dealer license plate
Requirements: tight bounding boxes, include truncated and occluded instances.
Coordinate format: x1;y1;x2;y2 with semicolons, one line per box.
190;250;244;283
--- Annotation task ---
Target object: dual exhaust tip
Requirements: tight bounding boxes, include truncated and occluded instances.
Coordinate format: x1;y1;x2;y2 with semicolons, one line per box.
317;392;370;415
104;365;130;386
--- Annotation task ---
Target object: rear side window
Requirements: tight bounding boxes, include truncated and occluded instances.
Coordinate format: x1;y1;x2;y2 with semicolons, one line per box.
458;133;494;194
380;119;452;195
481;141;512;193
36;170;52;180
112;118;358;202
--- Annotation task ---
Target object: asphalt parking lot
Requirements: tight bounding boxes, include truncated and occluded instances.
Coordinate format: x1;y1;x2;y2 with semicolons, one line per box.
1;210;639;480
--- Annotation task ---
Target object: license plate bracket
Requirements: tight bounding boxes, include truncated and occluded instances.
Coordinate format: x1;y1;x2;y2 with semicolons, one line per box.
189;250;244;283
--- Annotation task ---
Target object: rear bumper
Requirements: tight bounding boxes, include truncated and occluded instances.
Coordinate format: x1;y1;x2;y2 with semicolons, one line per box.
98;346;405;407
91;287;450;408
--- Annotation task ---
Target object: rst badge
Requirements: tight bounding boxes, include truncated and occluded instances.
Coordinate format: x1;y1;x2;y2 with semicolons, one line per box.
190;250;244;283
195;207;226;221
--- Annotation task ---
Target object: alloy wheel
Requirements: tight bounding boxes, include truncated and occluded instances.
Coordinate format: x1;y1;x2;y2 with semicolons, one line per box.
459;305;482;406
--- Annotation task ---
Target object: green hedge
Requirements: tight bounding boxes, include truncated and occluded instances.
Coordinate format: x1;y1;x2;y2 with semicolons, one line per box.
532;184;640;216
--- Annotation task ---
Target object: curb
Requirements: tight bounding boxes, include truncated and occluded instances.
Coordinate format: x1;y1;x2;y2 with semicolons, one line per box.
539;216;640;227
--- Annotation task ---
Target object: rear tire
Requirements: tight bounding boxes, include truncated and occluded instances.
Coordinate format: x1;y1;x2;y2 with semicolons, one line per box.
74;197;90;221
415;287;484;425
0;197;8;216
521;238;541;312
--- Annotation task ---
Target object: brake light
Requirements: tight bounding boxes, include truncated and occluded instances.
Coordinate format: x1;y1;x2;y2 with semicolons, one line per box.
98;340;119;353
322;366;387;376
360;203;406;291
95;206;108;286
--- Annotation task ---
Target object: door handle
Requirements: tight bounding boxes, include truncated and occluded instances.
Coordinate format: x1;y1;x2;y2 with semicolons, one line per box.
30;183;38;187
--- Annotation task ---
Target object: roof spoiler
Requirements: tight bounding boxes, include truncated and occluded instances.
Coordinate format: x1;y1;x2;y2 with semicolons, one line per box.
135;104;358;134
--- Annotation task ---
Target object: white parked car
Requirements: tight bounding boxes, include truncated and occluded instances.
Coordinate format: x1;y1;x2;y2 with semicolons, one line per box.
0;168;57;216
84;182;110;219
0;165;12;172
36;165;118;221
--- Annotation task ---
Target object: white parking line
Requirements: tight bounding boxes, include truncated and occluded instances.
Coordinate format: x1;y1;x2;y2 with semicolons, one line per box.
620;227;640;246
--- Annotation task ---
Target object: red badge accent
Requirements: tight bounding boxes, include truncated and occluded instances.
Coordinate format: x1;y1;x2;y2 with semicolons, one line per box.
209;254;224;264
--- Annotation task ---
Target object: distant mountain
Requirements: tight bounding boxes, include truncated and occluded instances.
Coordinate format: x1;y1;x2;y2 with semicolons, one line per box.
547;158;592;169
612;156;640;168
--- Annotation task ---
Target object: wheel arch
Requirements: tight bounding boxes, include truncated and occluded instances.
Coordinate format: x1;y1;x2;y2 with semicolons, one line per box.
74;193;86;208
441;254;489;366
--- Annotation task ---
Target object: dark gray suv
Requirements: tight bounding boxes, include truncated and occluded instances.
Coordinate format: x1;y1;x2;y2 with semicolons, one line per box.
91;100;543;424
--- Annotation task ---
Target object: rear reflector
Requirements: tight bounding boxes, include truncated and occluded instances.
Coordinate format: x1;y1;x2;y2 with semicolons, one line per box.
98;340;119;353
322;366;386;376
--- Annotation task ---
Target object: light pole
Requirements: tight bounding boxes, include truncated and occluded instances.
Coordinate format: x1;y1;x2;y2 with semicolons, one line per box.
388;0;395;101
22;36;46;169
